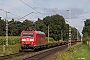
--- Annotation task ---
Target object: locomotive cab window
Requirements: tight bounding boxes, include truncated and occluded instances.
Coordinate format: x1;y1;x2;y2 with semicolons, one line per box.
28;33;34;37
22;33;34;37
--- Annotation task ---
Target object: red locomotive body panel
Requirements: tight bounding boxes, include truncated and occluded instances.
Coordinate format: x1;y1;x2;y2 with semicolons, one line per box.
20;30;47;49
20;30;36;45
35;31;47;45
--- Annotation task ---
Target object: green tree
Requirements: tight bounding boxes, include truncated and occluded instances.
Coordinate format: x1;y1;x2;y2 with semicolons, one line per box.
22;20;33;30
0;17;6;36
82;19;90;38
42;14;67;40
82;19;90;43
34;18;47;31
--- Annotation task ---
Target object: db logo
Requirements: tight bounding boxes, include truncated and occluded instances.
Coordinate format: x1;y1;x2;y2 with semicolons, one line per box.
26;38;29;41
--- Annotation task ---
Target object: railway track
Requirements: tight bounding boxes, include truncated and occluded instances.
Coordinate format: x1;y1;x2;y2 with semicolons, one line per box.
23;43;75;60
0;52;33;60
0;43;75;60
23;44;68;60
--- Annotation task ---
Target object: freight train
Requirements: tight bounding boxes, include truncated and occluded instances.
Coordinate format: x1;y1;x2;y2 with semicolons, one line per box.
20;30;77;51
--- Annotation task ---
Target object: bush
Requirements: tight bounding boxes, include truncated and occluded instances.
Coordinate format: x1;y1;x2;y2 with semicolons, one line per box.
82;37;90;44
0;36;5;45
8;36;20;45
46;37;55;42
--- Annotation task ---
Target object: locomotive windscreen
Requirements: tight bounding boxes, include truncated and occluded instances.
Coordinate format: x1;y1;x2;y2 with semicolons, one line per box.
22;33;34;37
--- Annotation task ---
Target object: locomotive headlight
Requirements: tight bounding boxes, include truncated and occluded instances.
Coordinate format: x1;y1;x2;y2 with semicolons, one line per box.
30;39;34;41
22;39;26;41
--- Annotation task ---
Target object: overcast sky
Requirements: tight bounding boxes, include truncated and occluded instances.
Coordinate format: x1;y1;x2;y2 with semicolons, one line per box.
0;0;90;36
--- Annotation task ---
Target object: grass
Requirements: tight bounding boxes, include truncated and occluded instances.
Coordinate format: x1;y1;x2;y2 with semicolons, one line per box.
56;42;90;60
0;36;20;56
73;44;90;60
0;44;21;56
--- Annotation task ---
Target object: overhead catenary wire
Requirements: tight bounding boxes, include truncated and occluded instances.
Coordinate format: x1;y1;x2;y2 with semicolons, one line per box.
0;1;37;20
0;8;27;21
0;0;57;19
33;1;58;14
0;0;58;22
18;12;34;20
0;2;36;20
20;0;43;16
0;2;27;12
0;1;43;21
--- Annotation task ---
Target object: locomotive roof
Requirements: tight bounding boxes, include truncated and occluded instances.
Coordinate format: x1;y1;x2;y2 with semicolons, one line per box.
36;31;45;34
22;30;45;34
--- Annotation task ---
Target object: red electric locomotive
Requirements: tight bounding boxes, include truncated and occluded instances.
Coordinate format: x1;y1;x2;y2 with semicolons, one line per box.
20;30;47;51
